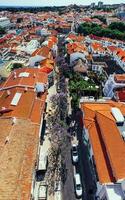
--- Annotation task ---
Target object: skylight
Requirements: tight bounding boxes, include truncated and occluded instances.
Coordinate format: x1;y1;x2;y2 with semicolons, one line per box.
11;93;22;106
18;72;30;78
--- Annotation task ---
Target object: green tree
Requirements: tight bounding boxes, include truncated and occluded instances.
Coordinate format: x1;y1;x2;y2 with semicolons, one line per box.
0;26;6;35
77;22;125;41
12;63;23;70
92;15;106;24
109;22;125;33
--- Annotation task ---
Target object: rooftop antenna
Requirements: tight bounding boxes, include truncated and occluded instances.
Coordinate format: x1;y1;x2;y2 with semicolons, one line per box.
33;73;36;78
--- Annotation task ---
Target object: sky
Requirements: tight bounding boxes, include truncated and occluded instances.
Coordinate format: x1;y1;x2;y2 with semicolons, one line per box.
0;0;123;7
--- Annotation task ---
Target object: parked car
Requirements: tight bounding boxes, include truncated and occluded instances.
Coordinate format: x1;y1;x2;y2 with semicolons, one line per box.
38;152;48;171
38;183;48;200
36;151;48;181
71;144;78;163
54;181;62;200
74;173;82;198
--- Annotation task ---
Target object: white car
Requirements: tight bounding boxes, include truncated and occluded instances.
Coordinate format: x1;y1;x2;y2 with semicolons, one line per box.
74;173;82;198
38;183;47;200
71;144;78;163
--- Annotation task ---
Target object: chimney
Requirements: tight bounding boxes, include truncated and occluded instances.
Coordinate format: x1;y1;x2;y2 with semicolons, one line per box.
7;90;11;96
24;87;28;92
33;73;36;78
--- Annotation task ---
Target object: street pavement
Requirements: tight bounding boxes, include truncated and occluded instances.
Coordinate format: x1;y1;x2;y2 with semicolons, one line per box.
62;123;95;200
62;141;78;200
57;37;96;200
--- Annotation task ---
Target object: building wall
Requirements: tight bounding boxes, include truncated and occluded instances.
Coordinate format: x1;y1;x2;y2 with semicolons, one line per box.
70;52;86;65
0;18;10;28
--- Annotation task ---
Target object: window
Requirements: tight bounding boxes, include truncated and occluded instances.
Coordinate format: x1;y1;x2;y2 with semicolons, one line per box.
11;92;22;106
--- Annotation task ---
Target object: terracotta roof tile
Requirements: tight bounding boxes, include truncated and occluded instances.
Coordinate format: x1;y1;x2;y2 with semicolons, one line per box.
0;118;39;199
0;68;48;123
115;74;125;83
0;67;48;198
81;101;125;183
32;46;50;58
96;112;125;181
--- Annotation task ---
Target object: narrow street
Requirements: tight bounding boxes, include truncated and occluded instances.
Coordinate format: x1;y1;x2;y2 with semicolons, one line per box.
77;124;97;200
57;35;96;200
57;37;78;200
62;119;96;200
63;144;77;200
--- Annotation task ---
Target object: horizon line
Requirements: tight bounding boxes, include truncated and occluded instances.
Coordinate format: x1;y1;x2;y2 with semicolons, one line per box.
0;3;123;8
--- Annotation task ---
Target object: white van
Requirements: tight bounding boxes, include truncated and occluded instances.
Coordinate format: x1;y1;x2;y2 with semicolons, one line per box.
38;152;48;171
38;183;47;200
74;173;82;198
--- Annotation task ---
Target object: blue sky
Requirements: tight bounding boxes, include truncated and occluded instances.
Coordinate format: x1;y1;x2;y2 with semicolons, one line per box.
0;0;123;7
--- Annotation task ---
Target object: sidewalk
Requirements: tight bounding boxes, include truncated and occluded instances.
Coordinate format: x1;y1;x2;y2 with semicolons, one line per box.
34;80;57;200
46;80;57;113
45;80;57;200
65;78;72;116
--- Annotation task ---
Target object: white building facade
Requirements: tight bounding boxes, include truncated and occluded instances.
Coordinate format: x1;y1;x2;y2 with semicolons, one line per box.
0;17;11;28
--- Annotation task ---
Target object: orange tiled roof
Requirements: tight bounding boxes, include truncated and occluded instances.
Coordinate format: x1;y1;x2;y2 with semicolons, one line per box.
67;42;87;54
40;58;54;73
32;46;50;58
0;118;39;199
1;68;48;89
117;49;125;59
115;74;125;83
96;111;125;180
0;68;48;123
0;67;48;198
81;101;125;183
67;33;84;42
107;46;117;53
92;42;105;52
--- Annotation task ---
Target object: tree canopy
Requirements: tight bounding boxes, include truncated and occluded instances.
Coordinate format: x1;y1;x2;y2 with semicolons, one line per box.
109;22;125;33
0;26;6;35
11;63;23;70
92;15;106;24
77;22;125;41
